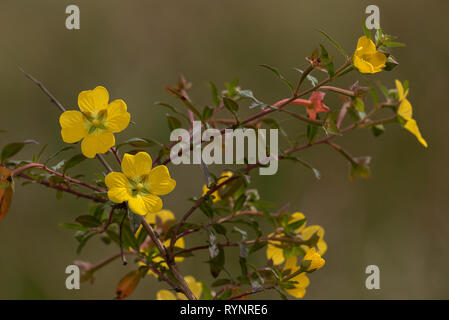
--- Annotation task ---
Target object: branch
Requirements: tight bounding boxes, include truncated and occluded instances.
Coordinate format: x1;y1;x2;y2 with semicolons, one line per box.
140;218;197;300
17;173;107;203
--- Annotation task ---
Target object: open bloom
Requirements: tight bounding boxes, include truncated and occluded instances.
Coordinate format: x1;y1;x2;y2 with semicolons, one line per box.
303;247;325;271
353;36;386;74
395;80;428;147
105;152;176;215
202;171;233;202
59;86;130;158
283;257;310;299
156;275;203;300
266;212;327;265
273;92;330;120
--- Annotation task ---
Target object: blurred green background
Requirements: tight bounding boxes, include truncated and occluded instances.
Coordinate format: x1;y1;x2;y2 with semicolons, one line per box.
1;0;448;299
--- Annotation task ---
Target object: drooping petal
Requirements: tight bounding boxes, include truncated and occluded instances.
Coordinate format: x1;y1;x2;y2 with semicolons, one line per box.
147;165;176;196
106;99;131;133
78;86;109;113
81;131;115;158
105;172;131;203
303;247;325;271
59;110;87;143
141;193;163;213
397;99;413;121
121;152;152;179
266;243;284;265
157;290;177;300
404;119;428;148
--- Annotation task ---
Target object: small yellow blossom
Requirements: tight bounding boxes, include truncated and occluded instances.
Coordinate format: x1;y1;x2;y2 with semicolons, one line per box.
266;212;327;265
59;86;130;158
283;257;310;299
105;152;176;215
395;80;428;147
202;171;233;202
353;36;386;74
156;275;203;300
303;247;325;271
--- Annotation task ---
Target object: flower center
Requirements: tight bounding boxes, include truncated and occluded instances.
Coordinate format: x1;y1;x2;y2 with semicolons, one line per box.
85;110;108;134
129;179;149;197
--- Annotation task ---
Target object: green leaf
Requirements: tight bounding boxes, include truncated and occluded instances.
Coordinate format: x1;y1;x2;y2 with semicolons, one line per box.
154;102;190;122
307;124;319;143
293;68;319;86
202;106;214;121
350;156;372;181
212;224;227;236
209;82;220;106
116;137;162;149
284;156;321;180
316;29;348;58
217;289;233;300
223;97;239;113
209;247;225;278
259;64;294;92
248;241;267;255
75;215;101;228
233;194;247;212
201;283;213;300
363;22;372;39
166;114;182;131
371;124;385;137
127;208;142;235
44;146;74;165
1;140;39;163
211;278;232;287
319;44;334;78
59;222;88;231
353;97;365;112
63;154;86;173
383;41;406;47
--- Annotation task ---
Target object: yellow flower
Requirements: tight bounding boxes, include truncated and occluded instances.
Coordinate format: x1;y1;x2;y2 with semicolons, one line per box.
105;152;176;215
202;171;233;202
59;86;131;158
353;36;386;74
266;212;327;265
156;275;203;300
283;257;310;299
395;80;428;147
303;247;325;271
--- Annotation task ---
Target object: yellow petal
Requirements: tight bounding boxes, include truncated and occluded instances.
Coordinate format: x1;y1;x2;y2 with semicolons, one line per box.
203;184;220;202
303;248;325;271
285;272;310;299
59;111;87;143
366;51;387;72
183;275;202;299
317;239;328;255
146;209;175;224
81;131;115;158
290;212;306;233
121;152;152;179
78;86;109;113
395;80;408;101
355;36;377;55
353;54;375;74
157;289;177;300
397;99;413;121
141;194;163;213
147;165;176;196
105;172;131;203
106;99;130;133
301;225;325;240
404;119;428;148
284;256;299;273
266;243;285;265
128;196;148;215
